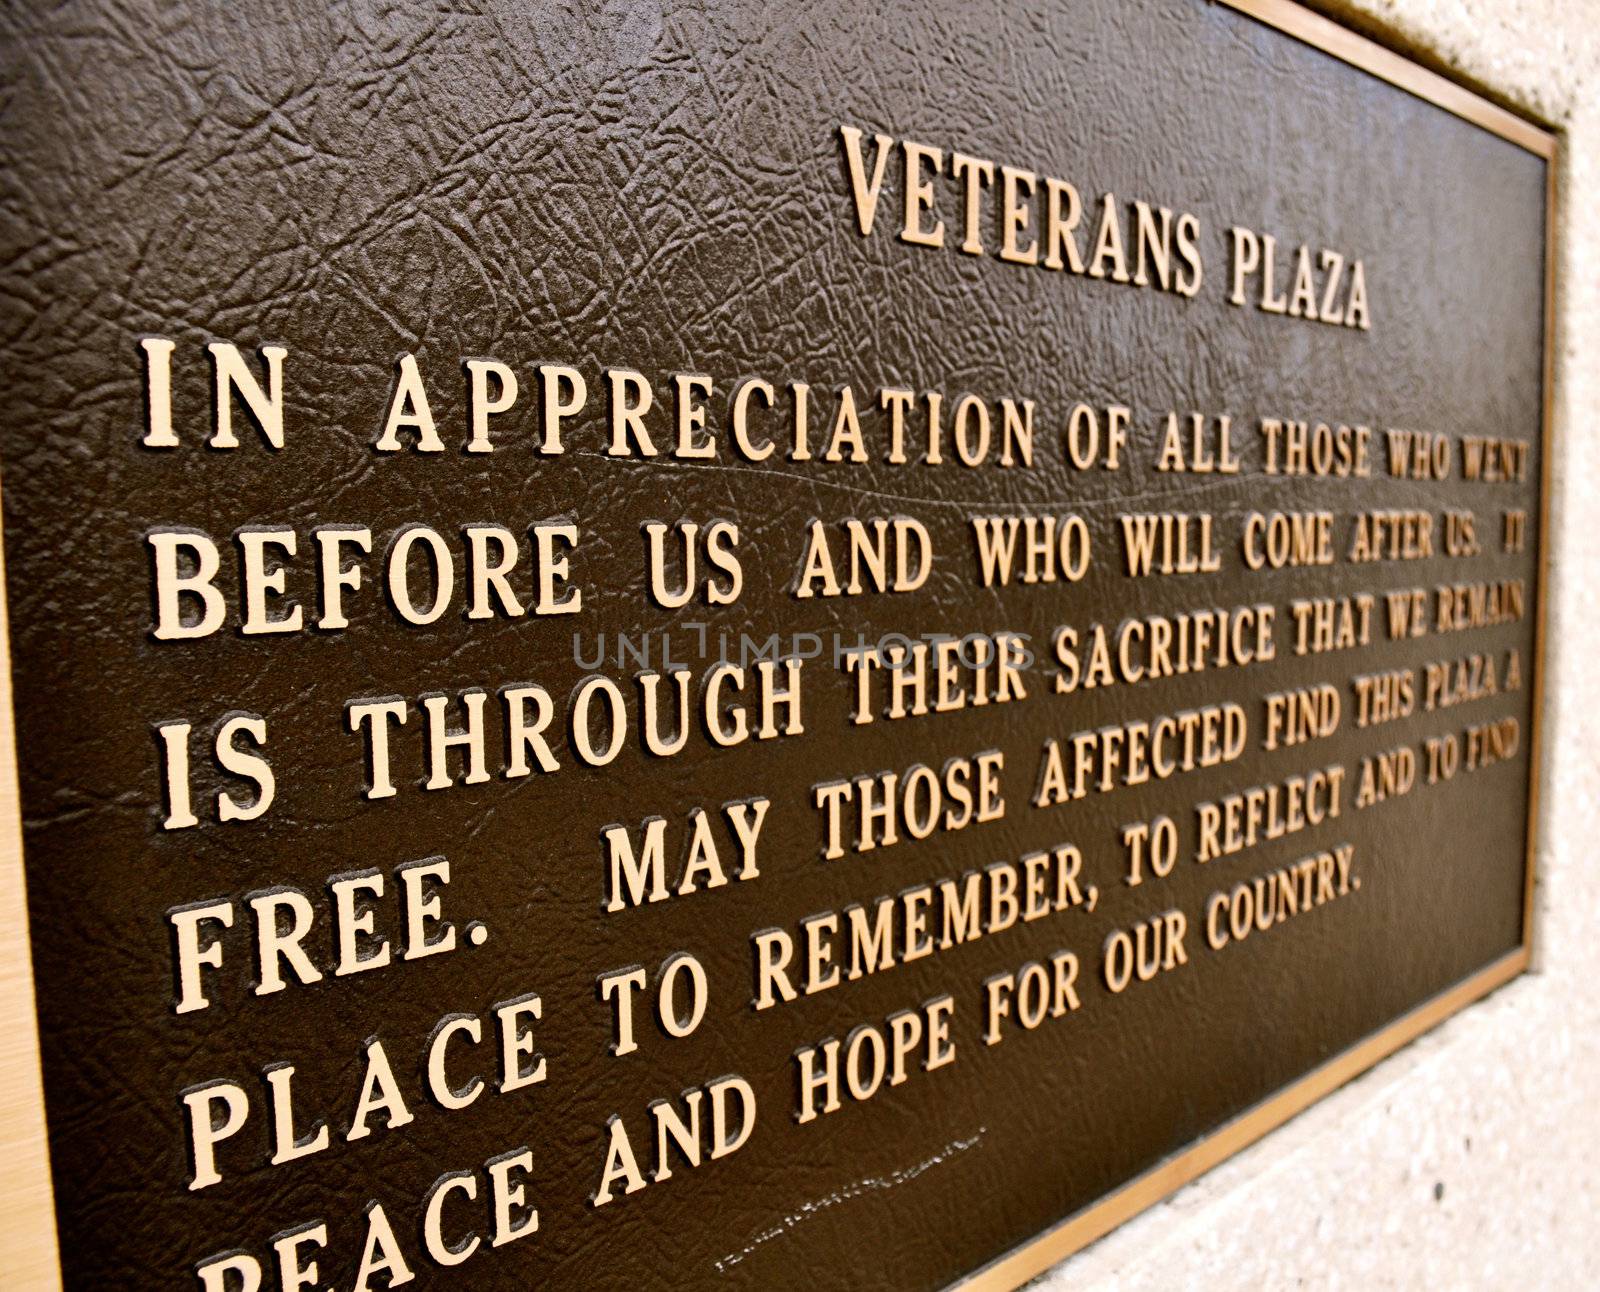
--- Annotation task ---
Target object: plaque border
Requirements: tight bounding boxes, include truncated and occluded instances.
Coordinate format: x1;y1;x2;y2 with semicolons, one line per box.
954;1;1557;1288
0;507;62;1291
0;2;1558;1289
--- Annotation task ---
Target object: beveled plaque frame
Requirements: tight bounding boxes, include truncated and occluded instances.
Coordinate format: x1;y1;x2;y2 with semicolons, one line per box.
0;2;1557;1289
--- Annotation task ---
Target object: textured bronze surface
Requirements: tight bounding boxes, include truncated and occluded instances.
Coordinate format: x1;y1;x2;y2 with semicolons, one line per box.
0;1;1549;1288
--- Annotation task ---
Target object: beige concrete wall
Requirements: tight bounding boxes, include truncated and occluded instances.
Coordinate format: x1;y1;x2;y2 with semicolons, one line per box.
1039;3;1600;1287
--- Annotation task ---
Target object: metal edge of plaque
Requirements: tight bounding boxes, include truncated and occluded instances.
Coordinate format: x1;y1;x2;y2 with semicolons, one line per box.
0;2;1559;1289
0;489;63;1291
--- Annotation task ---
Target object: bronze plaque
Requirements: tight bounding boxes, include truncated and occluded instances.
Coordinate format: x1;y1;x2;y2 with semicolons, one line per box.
0;0;1552;1287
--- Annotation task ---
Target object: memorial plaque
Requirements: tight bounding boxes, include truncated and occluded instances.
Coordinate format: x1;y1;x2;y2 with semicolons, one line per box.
0;0;1553;1287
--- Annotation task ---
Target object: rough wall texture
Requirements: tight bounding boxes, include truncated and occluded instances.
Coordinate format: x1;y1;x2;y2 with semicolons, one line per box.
1042;2;1600;1287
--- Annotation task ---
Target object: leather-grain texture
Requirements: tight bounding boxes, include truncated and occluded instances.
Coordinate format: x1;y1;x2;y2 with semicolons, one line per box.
0;1;1548;1288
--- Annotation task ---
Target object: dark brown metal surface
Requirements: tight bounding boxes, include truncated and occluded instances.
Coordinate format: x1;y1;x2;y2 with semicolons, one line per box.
0;1;1549;1288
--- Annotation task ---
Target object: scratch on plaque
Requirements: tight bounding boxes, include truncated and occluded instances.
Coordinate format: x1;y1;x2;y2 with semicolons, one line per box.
712;1128;987;1274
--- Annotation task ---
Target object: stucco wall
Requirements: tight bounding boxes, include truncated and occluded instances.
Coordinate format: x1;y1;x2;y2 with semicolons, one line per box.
1039;3;1600;1287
